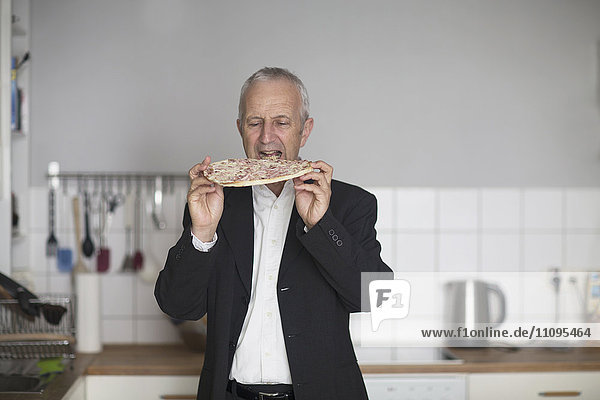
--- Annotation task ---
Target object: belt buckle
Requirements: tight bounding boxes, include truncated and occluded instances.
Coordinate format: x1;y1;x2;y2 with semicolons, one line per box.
258;392;285;400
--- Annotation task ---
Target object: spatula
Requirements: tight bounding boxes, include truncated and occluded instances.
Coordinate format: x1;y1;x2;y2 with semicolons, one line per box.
96;194;110;273
56;187;73;273
82;191;95;258
132;186;144;271
71;196;88;273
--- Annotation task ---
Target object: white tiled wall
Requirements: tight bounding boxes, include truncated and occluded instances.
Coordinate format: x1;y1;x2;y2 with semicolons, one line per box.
369;187;600;273
11;185;600;346
14;182;186;344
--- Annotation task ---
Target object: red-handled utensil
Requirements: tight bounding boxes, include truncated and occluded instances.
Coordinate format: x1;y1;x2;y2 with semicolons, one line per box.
96;191;110;273
133;185;144;271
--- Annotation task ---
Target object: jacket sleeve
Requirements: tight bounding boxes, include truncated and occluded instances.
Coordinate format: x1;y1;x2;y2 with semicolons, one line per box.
154;203;219;320
296;190;393;313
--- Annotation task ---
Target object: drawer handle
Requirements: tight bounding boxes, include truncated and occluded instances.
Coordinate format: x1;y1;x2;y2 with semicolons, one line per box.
538;391;581;397
160;395;197;399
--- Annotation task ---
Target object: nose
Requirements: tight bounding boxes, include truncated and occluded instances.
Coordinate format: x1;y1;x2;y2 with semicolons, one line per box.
258;123;276;144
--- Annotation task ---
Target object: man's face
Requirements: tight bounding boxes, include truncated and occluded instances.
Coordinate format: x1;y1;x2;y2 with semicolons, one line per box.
237;79;313;161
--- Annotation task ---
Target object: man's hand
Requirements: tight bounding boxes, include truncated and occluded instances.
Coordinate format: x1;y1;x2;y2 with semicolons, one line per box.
293;160;333;231
187;156;224;242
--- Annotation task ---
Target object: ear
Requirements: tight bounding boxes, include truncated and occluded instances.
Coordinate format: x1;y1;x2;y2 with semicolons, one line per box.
237;119;243;137
299;117;314;148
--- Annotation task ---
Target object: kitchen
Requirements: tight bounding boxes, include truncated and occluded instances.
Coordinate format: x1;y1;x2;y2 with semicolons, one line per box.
1;0;600;399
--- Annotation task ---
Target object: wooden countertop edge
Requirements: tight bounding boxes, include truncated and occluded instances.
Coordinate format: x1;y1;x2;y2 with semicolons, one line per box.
85;366;203;376
84;362;600;376
82;345;600;375
360;361;600;374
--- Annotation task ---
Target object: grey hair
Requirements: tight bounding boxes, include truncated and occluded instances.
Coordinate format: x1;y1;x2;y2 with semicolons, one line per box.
238;67;310;123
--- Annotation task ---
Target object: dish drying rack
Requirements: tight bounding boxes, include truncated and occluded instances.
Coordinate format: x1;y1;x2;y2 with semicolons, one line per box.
0;294;75;359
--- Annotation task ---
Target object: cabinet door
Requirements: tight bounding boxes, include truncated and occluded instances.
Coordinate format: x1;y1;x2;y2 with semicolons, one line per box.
86;376;198;400
469;372;600;400
61;377;85;400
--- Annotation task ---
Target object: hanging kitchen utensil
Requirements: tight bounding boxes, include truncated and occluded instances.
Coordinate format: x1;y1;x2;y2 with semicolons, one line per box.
82;190;95;258
46;189;58;257
71;196;88;273
151;176;167;230
96;181;110;273
99;189;124;273
121;192;135;272
46;163;60;257
139;234;160;282
56;183;73;273
139;210;160;283
132;181;144;271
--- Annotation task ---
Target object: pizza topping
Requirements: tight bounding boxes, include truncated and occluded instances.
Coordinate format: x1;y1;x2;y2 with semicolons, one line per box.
203;158;312;187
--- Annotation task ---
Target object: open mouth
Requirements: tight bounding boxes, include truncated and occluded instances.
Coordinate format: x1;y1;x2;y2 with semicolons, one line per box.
259;150;282;160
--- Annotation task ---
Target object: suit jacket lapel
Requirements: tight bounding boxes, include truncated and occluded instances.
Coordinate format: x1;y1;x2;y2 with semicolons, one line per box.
220;187;253;296
278;205;305;281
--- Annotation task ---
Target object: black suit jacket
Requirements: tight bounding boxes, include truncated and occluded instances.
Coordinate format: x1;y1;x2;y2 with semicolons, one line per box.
155;180;392;400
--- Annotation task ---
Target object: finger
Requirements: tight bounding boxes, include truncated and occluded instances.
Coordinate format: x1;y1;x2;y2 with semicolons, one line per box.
299;171;326;186
188;185;217;200
213;182;224;196
310;160;333;183
188;156;211;179
294;181;326;198
189;175;214;192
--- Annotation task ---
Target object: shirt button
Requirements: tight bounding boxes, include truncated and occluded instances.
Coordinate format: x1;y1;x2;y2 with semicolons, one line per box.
274;205;278;209
268;274;273;280
266;312;272;318
265;352;271;357
271;239;277;245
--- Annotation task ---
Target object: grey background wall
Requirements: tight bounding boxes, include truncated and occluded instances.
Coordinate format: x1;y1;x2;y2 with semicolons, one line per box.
30;0;600;187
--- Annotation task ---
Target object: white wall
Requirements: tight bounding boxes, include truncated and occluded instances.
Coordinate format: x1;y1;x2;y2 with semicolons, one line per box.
30;0;600;187
22;184;600;344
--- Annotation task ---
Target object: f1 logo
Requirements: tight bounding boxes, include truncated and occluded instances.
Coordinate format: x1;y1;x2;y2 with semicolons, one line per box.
369;280;411;331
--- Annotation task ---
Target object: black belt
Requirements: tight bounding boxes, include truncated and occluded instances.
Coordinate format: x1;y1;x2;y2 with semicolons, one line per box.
227;380;295;400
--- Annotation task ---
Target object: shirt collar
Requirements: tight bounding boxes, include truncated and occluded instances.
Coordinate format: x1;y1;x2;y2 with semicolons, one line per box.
252;179;294;202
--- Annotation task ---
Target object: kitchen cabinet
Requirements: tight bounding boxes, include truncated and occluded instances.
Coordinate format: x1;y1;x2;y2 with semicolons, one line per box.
469;371;600;399
85;376;199;400
364;373;467;400
61;377;85;400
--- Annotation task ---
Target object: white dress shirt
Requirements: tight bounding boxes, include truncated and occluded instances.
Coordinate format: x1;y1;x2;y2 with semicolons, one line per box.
191;180;295;384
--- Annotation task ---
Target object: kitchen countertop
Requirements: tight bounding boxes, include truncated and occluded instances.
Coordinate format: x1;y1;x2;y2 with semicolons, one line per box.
3;344;600;399
0;353;95;400
361;347;600;374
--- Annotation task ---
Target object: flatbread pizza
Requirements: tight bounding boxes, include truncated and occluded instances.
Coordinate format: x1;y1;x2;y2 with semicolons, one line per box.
203;158;313;187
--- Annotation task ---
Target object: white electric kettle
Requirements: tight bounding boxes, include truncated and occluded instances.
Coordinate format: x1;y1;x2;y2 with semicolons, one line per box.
444;279;506;344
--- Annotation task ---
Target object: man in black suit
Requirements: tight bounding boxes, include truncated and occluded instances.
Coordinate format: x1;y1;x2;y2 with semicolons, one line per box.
155;67;392;400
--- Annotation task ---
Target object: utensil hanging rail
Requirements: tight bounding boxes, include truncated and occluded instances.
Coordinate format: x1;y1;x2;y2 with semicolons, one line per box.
46;172;189;181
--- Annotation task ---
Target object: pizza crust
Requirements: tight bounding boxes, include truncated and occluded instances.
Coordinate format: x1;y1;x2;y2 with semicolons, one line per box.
204;158;313;187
